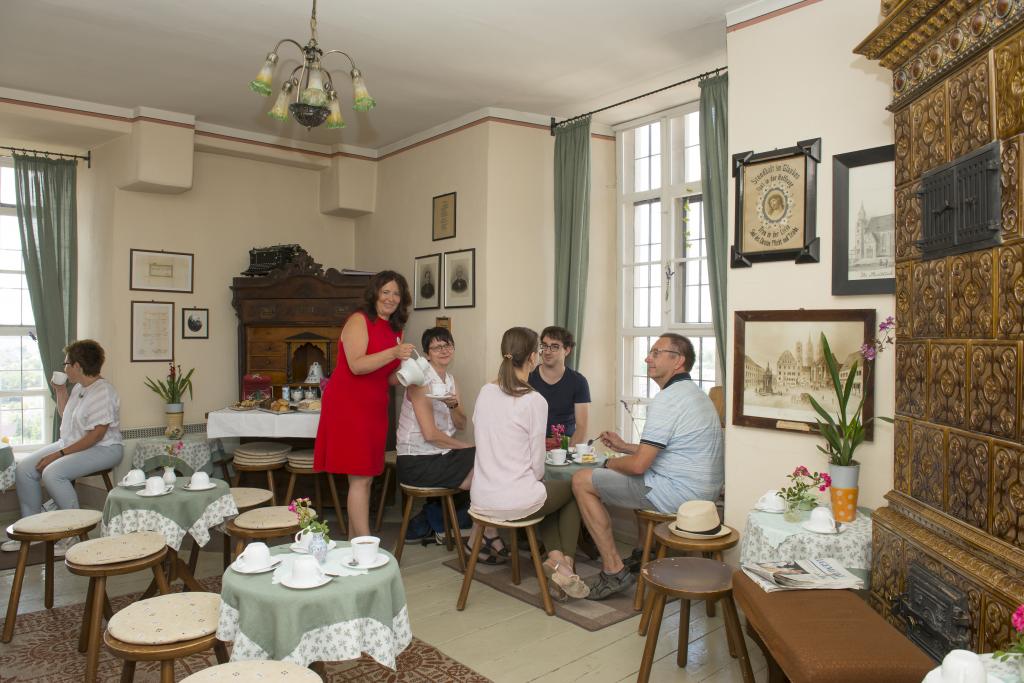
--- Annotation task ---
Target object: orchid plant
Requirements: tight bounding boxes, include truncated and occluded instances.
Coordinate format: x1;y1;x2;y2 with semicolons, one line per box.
162;440;184;468
144;363;195;405
551;424;569;450
289;497;330;538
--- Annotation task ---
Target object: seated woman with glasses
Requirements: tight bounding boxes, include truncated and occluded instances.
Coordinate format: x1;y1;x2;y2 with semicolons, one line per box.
3;340;122;553
470;327;590;601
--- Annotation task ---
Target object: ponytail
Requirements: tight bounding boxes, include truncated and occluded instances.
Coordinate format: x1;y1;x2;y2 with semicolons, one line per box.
496;327;538;397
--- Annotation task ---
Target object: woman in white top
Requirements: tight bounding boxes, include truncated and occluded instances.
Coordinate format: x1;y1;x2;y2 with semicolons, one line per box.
396;327;475;489
4;340;122;551
471;327;589;600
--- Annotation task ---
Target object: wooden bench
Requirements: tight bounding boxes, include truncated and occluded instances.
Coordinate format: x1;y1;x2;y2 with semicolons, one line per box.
732;570;934;683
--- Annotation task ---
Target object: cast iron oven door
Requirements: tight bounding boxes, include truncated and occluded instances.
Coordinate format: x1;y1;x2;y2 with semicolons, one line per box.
892;561;970;661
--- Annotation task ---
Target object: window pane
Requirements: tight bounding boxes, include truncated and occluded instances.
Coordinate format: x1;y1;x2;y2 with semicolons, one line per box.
685;112;700;146
0;216;20;250
635;126;649;159
0;166;13;206
634;158;649;193
650;153;662;190
650;122;661;155
0;289;20;325
685;146;701;184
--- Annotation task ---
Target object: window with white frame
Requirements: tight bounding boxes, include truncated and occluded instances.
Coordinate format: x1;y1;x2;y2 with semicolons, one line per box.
0;158;52;448
617;107;716;441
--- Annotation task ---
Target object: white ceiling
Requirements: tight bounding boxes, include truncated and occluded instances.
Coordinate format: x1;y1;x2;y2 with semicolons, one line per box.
0;0;750;150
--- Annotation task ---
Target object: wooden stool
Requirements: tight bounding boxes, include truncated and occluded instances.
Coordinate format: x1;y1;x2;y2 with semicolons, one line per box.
632;508;676;611
231;442;291;504
283;464;347;536
216;487;275;569
373;450;397;532
64;532;171;683
456;512;554;616
224;506;301;560
104;592;228;683
638;521;740;635
232;462;285;505
637;556;754;683
393;484;466;569
181;660;322;682
2;508;102;643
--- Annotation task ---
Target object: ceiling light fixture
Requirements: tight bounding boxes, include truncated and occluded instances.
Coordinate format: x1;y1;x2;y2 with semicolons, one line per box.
249;0;375;130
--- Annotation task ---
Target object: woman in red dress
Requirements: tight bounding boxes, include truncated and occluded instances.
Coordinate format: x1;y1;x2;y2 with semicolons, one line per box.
315;271;414;537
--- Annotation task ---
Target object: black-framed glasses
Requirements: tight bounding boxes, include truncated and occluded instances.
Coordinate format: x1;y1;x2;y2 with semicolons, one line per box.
428;343;454;352
539;343;564;352
648;349;681;359
62;361;71;367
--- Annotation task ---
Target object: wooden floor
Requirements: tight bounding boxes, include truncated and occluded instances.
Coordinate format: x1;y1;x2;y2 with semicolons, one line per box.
0;505;767;682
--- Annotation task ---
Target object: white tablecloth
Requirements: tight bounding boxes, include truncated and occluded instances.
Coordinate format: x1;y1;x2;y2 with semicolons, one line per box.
206;409;320;439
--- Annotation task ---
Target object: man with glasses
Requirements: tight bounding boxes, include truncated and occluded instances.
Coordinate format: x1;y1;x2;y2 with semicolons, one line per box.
571;333;723;600
528;326;591;445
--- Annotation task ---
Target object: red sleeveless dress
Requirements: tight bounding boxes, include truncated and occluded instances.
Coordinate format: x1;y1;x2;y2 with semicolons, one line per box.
314;312;401;476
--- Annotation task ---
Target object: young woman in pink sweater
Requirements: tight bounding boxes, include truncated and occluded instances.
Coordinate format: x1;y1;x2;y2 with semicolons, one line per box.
470;327;588;600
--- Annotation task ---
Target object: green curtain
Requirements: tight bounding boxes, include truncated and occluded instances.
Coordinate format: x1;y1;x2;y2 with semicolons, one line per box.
13;155;78;438
553;116;591;368
699;74;729;384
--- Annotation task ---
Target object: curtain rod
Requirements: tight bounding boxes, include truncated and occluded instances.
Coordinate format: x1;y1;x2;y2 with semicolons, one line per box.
549;65;727;135
1;146;91;168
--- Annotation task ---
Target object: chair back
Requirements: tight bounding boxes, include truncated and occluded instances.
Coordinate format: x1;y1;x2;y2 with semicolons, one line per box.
708;386;725;427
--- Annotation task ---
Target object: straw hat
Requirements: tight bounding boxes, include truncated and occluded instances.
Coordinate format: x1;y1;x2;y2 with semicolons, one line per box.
667;500;730;540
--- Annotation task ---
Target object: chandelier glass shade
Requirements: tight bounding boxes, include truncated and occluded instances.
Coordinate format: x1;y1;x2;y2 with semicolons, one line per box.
249;0;375;130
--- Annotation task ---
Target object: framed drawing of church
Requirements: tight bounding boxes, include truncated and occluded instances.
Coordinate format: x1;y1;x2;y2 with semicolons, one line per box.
731;138;821;267
832;145;895;295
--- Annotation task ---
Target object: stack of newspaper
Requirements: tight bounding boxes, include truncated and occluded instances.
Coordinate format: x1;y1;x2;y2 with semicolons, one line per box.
741;558;864;593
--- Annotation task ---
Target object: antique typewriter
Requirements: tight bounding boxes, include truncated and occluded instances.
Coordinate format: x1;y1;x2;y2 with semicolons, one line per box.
240;244;302;276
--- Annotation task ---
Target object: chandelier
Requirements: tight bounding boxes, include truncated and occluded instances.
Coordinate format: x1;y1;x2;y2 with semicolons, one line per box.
249;0;375;130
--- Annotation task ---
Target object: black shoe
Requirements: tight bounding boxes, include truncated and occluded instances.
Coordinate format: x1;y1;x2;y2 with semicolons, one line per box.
585;567;636;601
623;547;645;573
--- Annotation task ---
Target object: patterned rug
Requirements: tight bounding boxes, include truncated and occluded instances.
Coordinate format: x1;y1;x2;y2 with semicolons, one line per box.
0;577;491;682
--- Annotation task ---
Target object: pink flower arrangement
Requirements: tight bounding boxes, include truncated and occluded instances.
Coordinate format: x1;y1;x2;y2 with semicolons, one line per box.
995;603;1024;661
779;466;831;507
289;497;329;537
550;423;569;450
860;316;895;361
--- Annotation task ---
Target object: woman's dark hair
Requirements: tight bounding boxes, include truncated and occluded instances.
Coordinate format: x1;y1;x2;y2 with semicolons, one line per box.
497;327;538;397
358;270;411;332
64;339;105;376
422;327;454;352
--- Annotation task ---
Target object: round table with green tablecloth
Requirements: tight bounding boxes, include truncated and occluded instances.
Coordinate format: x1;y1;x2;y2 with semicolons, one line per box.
131;433;212;476
217;545;411;669
0;444;14;492
543;452;607;481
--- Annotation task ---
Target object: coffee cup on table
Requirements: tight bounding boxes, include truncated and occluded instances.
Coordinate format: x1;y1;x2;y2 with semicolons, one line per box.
51;371;68;385
350;535;380;566
189;471;210;488
939;650;986;683
549;449;567;465
293;529;310;549
575;443;593;455
144;476;166;495
290;555;324;584
808;506;836;532
238;541;271;569
757;489;785;512
121;469;146;486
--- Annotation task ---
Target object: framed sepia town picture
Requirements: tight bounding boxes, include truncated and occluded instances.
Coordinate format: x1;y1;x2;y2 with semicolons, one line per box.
732;309;875;435
832;145;895;295
413;253;441;310
731;138;821;267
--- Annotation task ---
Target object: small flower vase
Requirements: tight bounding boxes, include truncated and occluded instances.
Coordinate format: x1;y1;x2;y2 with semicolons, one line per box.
783;498;815;523
307;531;329;564
162;466;176;486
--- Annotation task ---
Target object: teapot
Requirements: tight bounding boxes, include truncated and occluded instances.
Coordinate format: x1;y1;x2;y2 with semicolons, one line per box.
303;362;324;384
397;349;431;387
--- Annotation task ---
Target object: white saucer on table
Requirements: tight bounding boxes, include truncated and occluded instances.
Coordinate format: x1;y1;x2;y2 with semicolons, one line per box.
136;485;174;497
545;457;570;467
280;572;332;590
801;521;846;535
231;557;282;575
290;540;338;554
183;482;217;492
335;549;389;569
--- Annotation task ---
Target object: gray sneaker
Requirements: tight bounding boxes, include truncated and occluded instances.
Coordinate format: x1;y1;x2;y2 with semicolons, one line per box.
585;567;636;601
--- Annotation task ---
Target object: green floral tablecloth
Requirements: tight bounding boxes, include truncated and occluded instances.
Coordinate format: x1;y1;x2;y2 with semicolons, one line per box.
101;478;238;550
217;545;411;669
0;445;14;492
131;434;212;476
739;506;873;570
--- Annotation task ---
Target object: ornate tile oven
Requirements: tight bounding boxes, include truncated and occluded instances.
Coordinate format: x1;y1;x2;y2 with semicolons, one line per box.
856;0;1024;657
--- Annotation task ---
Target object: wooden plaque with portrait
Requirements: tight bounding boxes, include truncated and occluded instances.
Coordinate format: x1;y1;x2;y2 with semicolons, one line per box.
731;138;821;267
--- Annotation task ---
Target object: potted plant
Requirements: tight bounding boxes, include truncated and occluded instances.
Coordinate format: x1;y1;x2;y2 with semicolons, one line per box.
145;363;195;439
289;497;330;563
806;317;894;522
778;466;831;522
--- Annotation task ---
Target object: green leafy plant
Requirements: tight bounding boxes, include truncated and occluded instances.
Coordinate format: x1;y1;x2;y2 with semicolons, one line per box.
807;323;894;467
144;363;195;404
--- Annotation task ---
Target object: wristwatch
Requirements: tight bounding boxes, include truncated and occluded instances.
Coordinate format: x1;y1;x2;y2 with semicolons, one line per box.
59;449;66;457
449;401;459;410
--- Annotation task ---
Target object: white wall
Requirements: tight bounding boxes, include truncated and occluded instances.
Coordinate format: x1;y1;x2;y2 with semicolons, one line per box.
724;0;895;530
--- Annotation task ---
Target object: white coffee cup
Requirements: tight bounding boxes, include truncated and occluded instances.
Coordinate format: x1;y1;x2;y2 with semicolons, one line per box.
293;529;310;549
809;506;836;531
939;650;986;683
757;489;785;512
291;555;323;584
575;443;593;455
51;370;68;385
238;541;271;568
429;381;447;397
144;476;166;495
397;355;431;387
549;448;567;465
189;471;210;488
350;535;381;566
121;469;146;486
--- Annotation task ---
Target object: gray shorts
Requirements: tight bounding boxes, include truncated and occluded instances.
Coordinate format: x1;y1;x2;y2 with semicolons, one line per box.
592;468;655;510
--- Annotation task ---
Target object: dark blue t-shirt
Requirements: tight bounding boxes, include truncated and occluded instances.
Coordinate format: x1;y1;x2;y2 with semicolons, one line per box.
528;366;591;436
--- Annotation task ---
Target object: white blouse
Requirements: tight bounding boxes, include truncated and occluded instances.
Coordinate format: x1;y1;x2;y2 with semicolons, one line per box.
396;367;456;456
59;379;122;447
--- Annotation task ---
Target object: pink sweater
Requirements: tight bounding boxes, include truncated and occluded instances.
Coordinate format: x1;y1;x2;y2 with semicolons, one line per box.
470;383;548;520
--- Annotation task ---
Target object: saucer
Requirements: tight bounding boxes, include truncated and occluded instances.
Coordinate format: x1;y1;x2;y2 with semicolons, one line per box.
183;482;217;491
336;549;389;569
136;485;174;497
754;505;785;514
425;393;452;400
290;539;338;554
545;458;570;467
231;556;282;574
923;668;1004;683
801;521;846;535
280;572;332;589
119;481;145;488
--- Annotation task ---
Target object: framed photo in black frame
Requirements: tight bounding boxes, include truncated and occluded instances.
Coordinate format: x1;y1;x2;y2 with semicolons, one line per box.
181;307;209;339
443;248;475;308
832;144;895;295
731;138;821;268
432;192;457;241
413;253;441;310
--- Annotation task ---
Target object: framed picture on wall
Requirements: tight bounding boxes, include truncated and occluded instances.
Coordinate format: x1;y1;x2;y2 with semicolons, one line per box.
413;253;441;310
131;301;174;362
731;308;875;434
181;307;209;339
731;138;821;268
443;248;475;308
432;192;457;241
832;145;895;295
130;249;194;293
